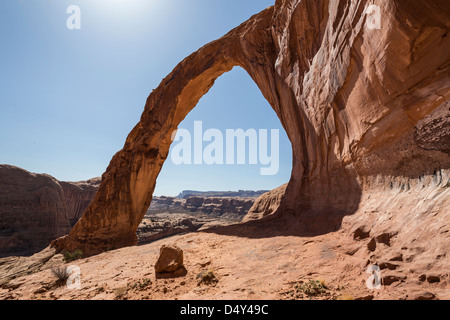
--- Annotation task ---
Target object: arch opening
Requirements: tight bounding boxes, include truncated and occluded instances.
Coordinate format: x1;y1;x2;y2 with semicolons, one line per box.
53;18;300;255
153;66;292;199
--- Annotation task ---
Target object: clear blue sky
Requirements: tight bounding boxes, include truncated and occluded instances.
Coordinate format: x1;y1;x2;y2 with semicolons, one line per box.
0;0;292;196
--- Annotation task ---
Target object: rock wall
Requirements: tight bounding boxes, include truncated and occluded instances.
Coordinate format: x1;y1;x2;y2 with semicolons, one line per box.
148;197;184;211
59;178;100;227
183;197;254;217
54;0;450;255
243;184;287;222
0;165;99;256
0;165;69;255
150;196;255;219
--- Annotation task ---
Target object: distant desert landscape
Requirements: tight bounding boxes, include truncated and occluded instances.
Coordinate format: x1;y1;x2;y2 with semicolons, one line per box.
0;0;449;301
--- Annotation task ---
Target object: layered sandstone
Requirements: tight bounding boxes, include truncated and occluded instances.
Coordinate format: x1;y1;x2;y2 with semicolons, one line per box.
149;197;184;211
184;197;254;217
53;0;450;256
150;196;254;218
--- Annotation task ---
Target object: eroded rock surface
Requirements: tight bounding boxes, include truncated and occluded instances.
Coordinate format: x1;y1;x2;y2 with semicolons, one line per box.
53;0;450;257
244;184;287;222
414;101;450;154
59;178;100;227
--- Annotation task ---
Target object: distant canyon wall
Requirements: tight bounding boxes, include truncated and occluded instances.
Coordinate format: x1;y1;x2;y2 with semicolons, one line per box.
150;196;255;219
176;190;268;199
0;165;99;256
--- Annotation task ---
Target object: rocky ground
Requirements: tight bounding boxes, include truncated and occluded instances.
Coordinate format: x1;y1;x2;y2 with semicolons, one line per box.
0;215;448;301
0;169;448;301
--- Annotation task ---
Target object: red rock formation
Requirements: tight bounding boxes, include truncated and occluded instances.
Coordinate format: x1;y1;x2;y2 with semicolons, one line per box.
0;165;99;256
59;178;100;227
243;184;287;222
54;0;450;255
0;165;70;255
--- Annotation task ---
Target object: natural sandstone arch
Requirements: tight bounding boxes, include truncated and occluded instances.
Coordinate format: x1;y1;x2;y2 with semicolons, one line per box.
54;7;279;254
54;0;450;255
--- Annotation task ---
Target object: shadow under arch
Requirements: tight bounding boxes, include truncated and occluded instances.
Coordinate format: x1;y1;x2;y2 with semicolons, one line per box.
53;3;362;256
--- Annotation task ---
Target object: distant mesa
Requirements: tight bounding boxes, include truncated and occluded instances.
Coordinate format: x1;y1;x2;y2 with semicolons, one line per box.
176;190;269;199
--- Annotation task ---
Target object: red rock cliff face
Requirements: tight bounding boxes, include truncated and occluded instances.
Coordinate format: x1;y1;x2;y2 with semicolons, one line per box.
54;0;450;255
0;165;99;255
0;165;70;255
59;179;100;227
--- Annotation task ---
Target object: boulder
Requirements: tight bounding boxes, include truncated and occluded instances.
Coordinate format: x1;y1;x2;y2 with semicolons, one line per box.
154;245;184;274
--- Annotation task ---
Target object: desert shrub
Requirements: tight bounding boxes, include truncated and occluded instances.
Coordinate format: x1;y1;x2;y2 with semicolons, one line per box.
196;270;218;285
129;278;152;290
63;249;83;263
297;280;328;297
51;266;69;286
